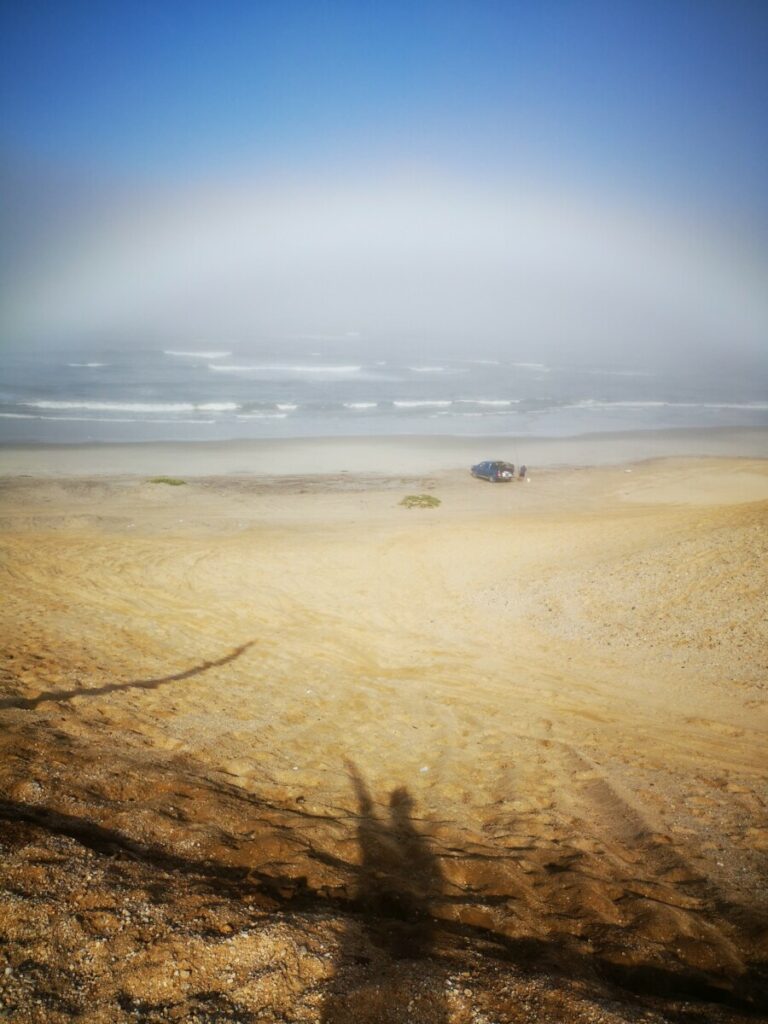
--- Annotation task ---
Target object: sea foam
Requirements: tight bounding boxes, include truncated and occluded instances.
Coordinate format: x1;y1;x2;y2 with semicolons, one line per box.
456;399;518;406
572;400;768;410
165;350;232;359
22;400;238;413
393;400;452;408
1;412;215;424
209;363;362;374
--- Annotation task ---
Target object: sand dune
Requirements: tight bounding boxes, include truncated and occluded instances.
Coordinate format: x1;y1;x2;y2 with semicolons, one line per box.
1;455;766;1022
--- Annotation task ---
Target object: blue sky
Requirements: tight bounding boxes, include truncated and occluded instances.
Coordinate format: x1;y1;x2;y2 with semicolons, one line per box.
2;1;766;207
1;1;766;355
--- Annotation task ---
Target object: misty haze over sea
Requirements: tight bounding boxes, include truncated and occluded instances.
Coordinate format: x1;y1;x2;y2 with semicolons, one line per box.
2;4;767;446
2;342;766;444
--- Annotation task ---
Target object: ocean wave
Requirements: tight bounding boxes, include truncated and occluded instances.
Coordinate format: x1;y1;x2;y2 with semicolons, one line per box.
164;350;232;359
407;366;467;375
21;400;238;413
423;408;515;418
572;400;768;410
393;400;452;408
235;412;288;420
456;399;518;406
344;402;378;409
1;412;215;424
573;399;664;409
455;358;501;366
512;362;550;371
209;363;361;374
67;362;107;368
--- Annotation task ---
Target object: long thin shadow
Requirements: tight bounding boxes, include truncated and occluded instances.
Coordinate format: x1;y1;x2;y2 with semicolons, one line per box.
0;641;255;710
2;794;766;1015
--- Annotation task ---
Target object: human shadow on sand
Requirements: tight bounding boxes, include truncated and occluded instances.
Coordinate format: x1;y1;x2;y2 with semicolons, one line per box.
319;762;449;1023
0;642;255;711
1;758;767;1016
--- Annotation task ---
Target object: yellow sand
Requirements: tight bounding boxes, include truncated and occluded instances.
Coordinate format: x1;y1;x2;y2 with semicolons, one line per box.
0;456;766;1022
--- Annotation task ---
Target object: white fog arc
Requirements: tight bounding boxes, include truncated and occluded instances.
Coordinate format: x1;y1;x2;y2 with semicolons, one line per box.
4;175;766;361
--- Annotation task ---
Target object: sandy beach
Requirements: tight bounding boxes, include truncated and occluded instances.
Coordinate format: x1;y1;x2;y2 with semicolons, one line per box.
1;433;767;1023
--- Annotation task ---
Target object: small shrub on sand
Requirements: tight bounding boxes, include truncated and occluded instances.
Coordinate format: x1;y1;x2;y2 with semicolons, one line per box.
148;476;187;486
399;494;441;509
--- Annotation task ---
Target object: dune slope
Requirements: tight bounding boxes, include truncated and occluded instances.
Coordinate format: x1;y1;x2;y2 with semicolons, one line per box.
0;458;766;1023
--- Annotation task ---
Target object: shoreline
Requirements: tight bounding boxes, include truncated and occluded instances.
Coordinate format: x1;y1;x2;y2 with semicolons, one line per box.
1;425;766;477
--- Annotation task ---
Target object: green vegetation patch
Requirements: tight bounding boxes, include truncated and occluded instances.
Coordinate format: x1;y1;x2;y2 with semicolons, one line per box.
399;493;441;509
148;476;187;486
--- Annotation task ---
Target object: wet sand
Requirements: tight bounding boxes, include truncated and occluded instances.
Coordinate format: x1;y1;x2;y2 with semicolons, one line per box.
0;443;767;1022
2;425;767;477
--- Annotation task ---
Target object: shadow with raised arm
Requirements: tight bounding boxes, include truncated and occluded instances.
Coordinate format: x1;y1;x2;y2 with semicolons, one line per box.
320;762;448;1023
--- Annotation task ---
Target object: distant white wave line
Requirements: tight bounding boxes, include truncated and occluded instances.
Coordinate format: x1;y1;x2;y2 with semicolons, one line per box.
209;363;361;373
344;402;378;409
574;400;768;410
393;400;452;408
0;413;215;424
455;358;500;366
22;400;239;413
68;362;107;368
276;403;298;411
427;409;510;417
456;399;518;406
165;349;232;359
512;362;550;371
408;366;467;374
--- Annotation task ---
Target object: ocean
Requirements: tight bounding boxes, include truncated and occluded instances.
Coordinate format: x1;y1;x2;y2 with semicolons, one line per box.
1;344;767;444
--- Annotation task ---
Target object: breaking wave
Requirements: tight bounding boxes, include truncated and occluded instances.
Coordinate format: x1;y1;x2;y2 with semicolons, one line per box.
21;400;239;413
164;350;232;359
209;363;362;374
393;400;452;408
